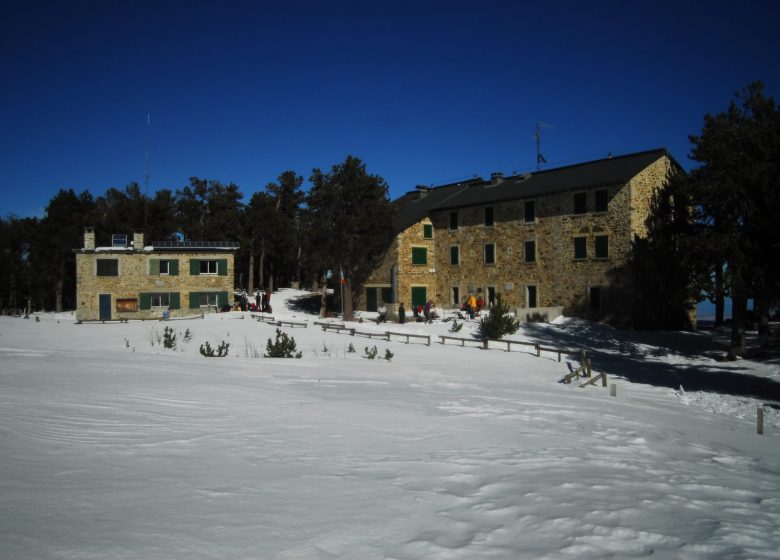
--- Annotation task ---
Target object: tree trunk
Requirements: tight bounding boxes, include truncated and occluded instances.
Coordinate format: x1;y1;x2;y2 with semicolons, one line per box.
756;294;771;349
319;275;327;317
714;265;724;326
268;261;274;292
727;289;747;360
258;238;265;289
342;275;354;321
247;238;255;297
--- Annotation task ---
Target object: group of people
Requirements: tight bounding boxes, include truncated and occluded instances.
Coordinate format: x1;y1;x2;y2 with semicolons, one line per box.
459;292;485;319
377;300;438;324
234;289;273;313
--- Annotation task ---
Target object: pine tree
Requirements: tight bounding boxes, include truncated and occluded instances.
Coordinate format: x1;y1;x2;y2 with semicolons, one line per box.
305;156;397;321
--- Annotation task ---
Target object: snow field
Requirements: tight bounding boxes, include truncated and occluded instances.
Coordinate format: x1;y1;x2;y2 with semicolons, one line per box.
1;289;779;559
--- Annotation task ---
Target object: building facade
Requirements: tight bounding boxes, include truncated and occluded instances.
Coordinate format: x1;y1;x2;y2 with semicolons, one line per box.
361;149;680;323
75;229;238;321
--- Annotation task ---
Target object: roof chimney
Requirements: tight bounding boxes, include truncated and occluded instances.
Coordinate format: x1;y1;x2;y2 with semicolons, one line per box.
415;185;431;198
133;231;145;252
490;172;504;185
84;227;95;251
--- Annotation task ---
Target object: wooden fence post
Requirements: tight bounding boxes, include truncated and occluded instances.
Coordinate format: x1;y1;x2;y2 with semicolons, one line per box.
610;384;617;397
757;406;764;435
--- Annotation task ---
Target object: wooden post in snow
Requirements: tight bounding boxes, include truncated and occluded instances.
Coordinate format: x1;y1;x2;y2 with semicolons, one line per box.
757;406;764;435
610;384;617;397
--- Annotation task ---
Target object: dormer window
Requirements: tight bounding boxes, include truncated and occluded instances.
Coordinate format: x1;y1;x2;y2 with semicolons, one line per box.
112;234;128;247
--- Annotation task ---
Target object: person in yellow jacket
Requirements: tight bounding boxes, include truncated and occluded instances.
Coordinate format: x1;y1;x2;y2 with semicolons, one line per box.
466;293;477;319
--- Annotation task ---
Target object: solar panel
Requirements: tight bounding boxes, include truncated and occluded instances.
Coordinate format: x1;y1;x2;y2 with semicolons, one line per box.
150;240;240;249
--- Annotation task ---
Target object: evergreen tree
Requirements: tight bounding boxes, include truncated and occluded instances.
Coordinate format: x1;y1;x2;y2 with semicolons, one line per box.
305;156;396;320
687;82;780;357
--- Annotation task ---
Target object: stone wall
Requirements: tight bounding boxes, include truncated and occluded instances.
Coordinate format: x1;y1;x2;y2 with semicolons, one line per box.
75;251;236;321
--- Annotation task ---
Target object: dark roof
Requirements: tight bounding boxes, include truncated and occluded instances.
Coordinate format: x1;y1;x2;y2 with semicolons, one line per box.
395;149;675;224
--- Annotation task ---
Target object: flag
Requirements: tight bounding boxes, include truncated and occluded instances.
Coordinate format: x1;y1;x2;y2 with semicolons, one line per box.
339;267;347;286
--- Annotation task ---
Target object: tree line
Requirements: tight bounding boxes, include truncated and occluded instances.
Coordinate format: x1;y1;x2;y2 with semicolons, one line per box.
0;155;396;320
632;82;780;357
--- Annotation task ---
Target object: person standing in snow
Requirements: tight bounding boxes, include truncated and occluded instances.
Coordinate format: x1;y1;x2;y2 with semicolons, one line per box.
398;302;406;324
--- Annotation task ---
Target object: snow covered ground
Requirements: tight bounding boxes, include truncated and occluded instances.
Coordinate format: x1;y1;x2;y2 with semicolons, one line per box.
1;289;779;559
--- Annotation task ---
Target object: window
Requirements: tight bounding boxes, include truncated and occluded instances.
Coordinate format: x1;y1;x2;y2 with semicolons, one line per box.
524;200;536;223
450;245;459;265
595;189;609;212
200;293;218;307
589;286;602;309
190;259;226;276
484;206;494;227
200;260;218;274
451;286;460;306
484;243;495;264
159;260;170;275
526;285;538;308
149;293;170;308
449;211;458;230
423;224;433;239
111;234;127;247
594;235;609;259
574;192;587;214
487;286;496;306
524;240;536;263
96;259;118;276
411;247;428;265
573;237;587;260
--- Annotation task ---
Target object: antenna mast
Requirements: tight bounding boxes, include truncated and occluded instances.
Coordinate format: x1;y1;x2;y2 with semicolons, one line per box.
144;113;150;233
535;121;547;171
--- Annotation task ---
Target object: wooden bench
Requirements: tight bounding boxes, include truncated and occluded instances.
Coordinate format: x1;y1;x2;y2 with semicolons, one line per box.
354;330;391;341
386;331;431;346
274;320;308;328
251;314;276;323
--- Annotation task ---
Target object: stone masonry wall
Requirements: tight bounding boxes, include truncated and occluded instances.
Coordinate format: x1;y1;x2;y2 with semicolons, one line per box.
76;251;235;321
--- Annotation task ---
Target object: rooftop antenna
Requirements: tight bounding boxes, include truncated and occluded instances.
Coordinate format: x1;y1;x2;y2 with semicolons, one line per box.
144;113;151;233
535;121;554;171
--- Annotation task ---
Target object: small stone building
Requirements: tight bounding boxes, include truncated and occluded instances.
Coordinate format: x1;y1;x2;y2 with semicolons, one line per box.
74;229;238;321
361;148;681;323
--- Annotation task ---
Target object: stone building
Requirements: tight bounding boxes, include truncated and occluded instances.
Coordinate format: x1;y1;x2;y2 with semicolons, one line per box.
361;148;681;323
74;229;238;321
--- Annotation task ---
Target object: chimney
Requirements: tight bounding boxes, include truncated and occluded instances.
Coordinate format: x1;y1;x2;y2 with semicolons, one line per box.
415;185;431;198
490;172;504;185
133;231;145;251
84;227;95;251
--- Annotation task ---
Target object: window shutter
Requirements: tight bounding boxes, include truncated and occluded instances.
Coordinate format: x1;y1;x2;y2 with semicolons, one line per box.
149;259;160;275
189;292;200;309
218;291;229;307
218;259;228;276
169;259;179;276
139;293;152;310
190;259;200;275
169;292;180;310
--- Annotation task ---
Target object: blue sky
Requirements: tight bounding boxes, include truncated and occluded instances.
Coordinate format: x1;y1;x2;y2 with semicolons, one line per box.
2;0;779;219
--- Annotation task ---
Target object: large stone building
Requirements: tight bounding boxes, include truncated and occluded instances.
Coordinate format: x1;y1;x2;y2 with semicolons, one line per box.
74;228;238;321
361;148;681;323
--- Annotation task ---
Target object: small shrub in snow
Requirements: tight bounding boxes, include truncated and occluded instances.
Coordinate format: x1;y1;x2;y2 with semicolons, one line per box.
347;343;356;353
182;329;193;343
265;329;302;358
200;340;230;357
163;326;177;349
450;320;464;332
478;294;519;340
364;345;378;360
384;348;394;361
241;338;262;358
146;327;163;347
